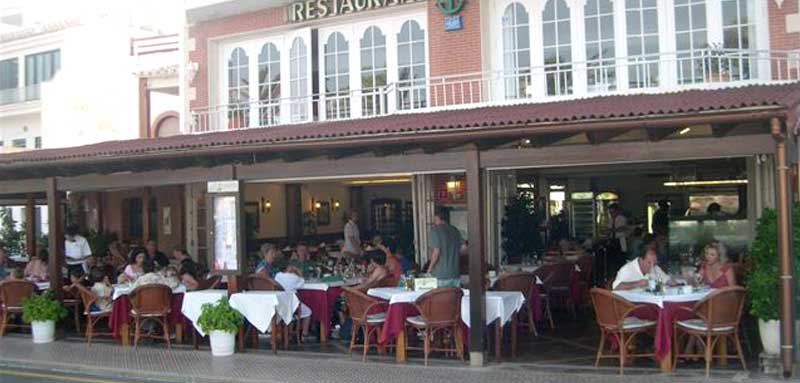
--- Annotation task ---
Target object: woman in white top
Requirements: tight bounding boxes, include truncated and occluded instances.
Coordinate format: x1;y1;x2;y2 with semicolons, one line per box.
88;268;113;312
274;263;312;339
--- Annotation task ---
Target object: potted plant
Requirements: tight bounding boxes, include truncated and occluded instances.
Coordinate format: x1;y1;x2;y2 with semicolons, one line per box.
197;297;243;356
747;207;800;354
22;292;67;344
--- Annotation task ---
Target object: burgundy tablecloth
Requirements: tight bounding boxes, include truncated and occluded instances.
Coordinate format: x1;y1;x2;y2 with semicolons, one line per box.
529;283;543;323
632;301;697;362
296;287;341;337
109;293;186;339
378;302;419;346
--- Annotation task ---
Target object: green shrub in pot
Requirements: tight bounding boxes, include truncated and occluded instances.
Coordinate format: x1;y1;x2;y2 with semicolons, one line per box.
22;292;67;323
197;297;243;334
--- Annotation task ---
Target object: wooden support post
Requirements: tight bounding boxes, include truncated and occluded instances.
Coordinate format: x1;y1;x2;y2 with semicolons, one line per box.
466;145;486;366
772;117;796;378
46;178;64;300
25;194;36;258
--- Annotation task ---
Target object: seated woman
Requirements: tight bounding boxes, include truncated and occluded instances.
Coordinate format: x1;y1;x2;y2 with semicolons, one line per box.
87;268;113;312
24;250;49;282
274;261;312;339
180;268;201;291
119;249;147;283
353;250;388;292
695;242;736;288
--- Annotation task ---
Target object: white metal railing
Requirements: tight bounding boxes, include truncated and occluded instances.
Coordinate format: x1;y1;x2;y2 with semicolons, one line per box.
130;34;179;56
0;84;42;106
189;49;800;134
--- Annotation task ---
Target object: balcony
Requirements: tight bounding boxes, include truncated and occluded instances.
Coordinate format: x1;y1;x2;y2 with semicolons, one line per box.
189;49;800;134
0;84;42;106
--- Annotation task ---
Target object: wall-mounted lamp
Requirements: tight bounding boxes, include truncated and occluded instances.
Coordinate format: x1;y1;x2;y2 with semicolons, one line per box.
445;176;461;197
332;199;341;211
261;197;272;214
311;198;321;210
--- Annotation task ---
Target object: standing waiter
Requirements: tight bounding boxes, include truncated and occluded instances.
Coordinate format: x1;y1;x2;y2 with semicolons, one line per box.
64;224;92;275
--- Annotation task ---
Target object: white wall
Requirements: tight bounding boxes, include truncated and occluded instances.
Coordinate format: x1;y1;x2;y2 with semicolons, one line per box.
0;113;40;151
40;19;141;148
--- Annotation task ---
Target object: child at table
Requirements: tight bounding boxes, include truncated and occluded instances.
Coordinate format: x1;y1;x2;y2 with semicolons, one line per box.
274;261;312;340
88;267;112;312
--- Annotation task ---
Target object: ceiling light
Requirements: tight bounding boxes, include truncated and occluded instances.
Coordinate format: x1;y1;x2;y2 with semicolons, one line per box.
663;179;748;187
679;127;691;135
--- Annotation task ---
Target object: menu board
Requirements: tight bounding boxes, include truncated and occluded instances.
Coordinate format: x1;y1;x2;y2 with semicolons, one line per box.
212;195;239;273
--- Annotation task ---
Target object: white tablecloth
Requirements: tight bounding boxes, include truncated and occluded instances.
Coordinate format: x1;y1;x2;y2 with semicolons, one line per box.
299;278;362;291
366;288;525;328
35;282;50;291
181;289;229;337
228;291;299;334
613;288;713;308
112;283;187;301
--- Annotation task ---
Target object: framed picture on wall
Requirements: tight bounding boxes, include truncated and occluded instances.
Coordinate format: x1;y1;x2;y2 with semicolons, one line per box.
317;201;331;226
162;206;172;236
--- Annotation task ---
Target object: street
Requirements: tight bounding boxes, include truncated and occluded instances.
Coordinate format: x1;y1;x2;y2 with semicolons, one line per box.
0;368;170;383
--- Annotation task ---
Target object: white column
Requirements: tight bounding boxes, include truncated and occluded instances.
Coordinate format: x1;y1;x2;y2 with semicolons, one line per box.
570;0;588;96
613;0;629;91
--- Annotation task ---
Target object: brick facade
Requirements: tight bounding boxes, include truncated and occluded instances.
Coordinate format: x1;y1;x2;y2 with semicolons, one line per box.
768;0;800;79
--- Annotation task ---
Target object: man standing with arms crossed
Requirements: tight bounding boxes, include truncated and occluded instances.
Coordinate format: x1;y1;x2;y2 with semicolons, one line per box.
427;208;462;287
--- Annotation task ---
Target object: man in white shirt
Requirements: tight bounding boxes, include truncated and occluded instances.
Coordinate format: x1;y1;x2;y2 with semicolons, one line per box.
64;225;92;274
613;248;674;290
342;210;362;258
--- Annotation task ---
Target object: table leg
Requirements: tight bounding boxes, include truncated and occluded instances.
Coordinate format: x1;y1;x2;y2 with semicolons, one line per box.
395;328;407;363
120;324;130;347
659;348;672;372
511;315;518;360
237;326;245;353
175;323;183;345
495;319;502;363
320;322;327;345
717;336;728;366
270;318;277;354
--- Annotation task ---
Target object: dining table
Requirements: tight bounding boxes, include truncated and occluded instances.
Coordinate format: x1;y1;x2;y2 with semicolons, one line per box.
108;283;187;346
181;289;229;337
228;290;300;353
295;277;361;345
367;287;525;363
613;287;715;371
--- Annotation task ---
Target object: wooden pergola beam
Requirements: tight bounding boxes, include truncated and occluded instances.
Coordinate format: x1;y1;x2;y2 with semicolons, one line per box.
645;127;680;142
586;128;631;145
712;123;737;137
46;178;63;300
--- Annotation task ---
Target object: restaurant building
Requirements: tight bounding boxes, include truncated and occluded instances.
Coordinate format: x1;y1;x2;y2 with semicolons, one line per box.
0;0;798;372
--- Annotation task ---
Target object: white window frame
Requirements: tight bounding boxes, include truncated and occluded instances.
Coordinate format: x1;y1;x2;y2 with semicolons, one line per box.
541;0;574;96
673;0;709;85
501;2;533;100
287;28;313;124
584;0;617;92
396;19;428;110
359;25;389;117
257;41;282;126
319;28;352;121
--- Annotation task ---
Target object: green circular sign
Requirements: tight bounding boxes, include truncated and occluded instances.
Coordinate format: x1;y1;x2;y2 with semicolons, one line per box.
436;0;464;15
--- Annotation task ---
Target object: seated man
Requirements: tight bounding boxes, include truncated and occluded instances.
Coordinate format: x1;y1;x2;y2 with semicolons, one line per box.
612;248;674;290
255;243;279;278
291;242;315;277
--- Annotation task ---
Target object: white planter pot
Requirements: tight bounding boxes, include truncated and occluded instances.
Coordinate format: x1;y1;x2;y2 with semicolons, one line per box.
209;330;236;357
759;319;781;355
31;320;55;344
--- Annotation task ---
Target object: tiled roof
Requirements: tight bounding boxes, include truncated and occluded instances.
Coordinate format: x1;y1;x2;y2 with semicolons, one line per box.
1;82;798;167
0;18;80;43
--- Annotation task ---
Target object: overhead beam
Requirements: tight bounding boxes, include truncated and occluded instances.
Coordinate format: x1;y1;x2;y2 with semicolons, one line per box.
711;123;737;137
646;127;681;142
531;132;578;148
586;128;631;145
482;134;775;170
476;137;522;151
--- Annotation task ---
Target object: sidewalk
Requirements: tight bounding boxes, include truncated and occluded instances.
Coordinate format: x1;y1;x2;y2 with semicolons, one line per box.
0;335;784;383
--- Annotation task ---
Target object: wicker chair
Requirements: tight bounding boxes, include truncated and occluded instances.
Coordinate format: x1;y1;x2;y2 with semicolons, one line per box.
406;287;465;366
589;288;656;375
61;286;83;333
539;262;577;319
342;287;390;362
494;272;538;336
71;284;113;345
243;274;300;349
197;275;222;290
672;286;747;377
129;284;172;348
0;280;37;336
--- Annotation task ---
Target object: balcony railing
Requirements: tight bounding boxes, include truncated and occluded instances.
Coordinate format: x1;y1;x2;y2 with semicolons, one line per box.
189;49;800;134
130;34;179;56
0;84;42;106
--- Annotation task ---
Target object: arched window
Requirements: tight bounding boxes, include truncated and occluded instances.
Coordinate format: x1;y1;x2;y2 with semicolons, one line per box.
360;26;387;116
542;0;572;96
258;43;280;126
626;0;659;88
584;0;615;92
289;37;309;122
674;0;707;84
397;20;426;110
722;0;755;80
502;2;531;99
227;47;249;128
324;32;350;120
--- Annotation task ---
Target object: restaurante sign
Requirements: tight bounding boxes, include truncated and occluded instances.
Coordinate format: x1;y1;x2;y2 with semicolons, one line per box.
288;0;426;22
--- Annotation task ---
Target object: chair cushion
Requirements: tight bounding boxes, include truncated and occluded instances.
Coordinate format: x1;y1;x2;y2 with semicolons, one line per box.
88;308;112;316
366;313;386;324
130;309;167;317
622;317;656;330
677;319;734;333
406;315;426;327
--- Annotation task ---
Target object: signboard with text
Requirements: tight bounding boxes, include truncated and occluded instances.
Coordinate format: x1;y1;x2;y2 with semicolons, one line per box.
288;0;426;23
207;180;244;275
